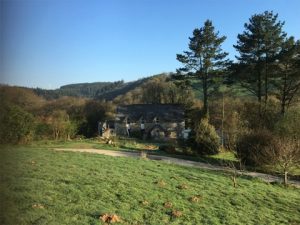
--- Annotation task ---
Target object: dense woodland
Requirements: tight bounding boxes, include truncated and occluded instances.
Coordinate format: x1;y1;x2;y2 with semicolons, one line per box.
1;11;299;183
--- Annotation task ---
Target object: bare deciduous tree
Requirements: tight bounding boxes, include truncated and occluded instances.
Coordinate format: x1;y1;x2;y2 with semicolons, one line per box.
256;137;300;185
273;138;300;185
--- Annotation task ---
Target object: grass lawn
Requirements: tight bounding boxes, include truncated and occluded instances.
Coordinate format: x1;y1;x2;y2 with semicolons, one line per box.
27;139;300;178
28;138;160;152
1;146;299;225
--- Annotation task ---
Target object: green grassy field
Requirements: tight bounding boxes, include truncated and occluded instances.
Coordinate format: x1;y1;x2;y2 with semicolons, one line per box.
1;146;299;225
27;139;300;178
28;138;160;152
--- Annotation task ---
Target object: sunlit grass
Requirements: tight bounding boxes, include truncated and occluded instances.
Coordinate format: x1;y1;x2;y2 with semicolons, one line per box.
1;146;299;224
28;138;159;152
27;139;300;177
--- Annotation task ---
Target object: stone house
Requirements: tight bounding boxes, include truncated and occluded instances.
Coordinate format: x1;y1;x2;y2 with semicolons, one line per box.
114;104;185;140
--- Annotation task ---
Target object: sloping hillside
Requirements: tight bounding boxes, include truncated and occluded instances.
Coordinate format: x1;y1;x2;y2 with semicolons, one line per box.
33;81;124;99
1;145;299;225
32;75;159;100
95;77;152;101
2;73;252;102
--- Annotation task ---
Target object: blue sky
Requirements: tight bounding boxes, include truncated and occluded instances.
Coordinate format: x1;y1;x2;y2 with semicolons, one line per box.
1;0;300;89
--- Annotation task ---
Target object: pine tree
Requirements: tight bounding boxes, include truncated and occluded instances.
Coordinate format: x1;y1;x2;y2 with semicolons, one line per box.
234;11;286;113
177;20;229;117
274;37;300;114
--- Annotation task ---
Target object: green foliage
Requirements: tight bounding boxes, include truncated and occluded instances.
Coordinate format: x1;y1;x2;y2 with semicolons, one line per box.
275;106;300;139
48;110;72;140
177;20;229;116
240;98;281;130
235;11;286;64
274;37;300;114
0;103;35;144
234;11;287;110
209;96;247;151
112;74;197;107
79;100;107;137
140;75;196;105
192;118;220;155
34;122;52;140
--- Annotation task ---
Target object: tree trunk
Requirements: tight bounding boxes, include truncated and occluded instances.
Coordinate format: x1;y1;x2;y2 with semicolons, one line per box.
264;60;268;112
284;171;288;186
280;65;288;115
221;92;225;148
231;175;237;188
281;96;286;115
257;70;262;117
202;72;209;118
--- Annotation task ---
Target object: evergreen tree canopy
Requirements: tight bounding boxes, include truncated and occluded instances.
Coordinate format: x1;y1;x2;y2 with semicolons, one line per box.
177;20;229;116
274;37;300;114
234;11;287;111
235;11;286;63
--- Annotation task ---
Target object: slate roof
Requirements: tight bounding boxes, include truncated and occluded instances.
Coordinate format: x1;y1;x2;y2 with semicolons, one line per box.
116;104;185;123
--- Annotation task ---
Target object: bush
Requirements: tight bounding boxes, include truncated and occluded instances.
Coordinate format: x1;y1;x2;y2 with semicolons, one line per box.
177;138;194;155
275;106;300;139
34;122;52;140
192;118;220;155
0;103;35;144
240;99;281;131
235;130;277;167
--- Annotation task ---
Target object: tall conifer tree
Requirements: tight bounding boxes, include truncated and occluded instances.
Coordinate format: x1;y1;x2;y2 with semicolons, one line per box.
234;11;286;113
274;37;300;114
177;20;229;117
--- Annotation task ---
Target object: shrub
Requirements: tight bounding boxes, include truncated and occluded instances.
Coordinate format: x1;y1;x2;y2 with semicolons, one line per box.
192;118;220;155
275;106;300;139
240;99;281;131
235;129;277;167
177;138;193;155
0;103;35;144
34;122;52;140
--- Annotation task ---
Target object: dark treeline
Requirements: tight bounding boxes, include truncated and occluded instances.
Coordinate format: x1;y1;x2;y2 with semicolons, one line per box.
34;80;124;99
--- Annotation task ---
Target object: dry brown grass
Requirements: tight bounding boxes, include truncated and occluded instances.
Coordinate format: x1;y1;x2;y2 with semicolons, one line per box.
171;210;183;218
155;180;167;188
190;195;202;203
32;204;44;209
177;183;189;190
163;201;173;208
100;214;121;223
141;200;149;206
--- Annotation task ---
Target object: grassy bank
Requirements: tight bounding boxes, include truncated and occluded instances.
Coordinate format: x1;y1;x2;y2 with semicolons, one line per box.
1;145;299;225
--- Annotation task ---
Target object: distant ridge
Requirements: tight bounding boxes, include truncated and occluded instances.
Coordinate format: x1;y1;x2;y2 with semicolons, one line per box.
60;81;113;89
33;81;123;99
32;74;164;100
96;77;151;101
